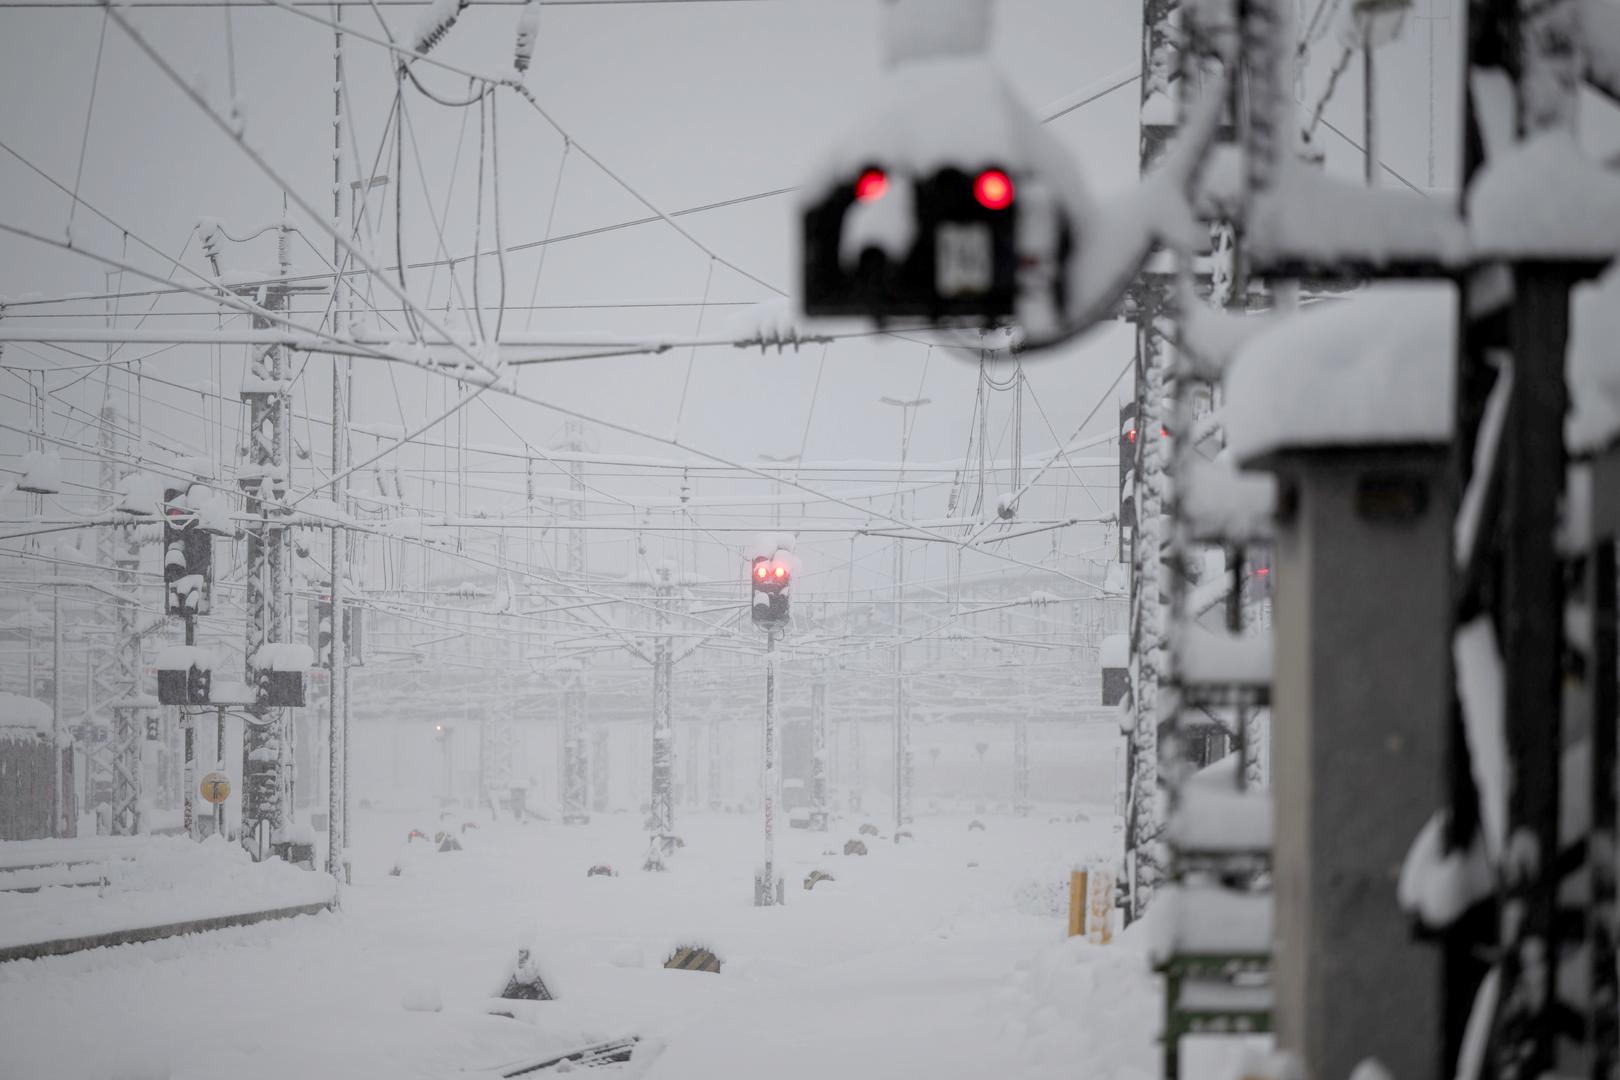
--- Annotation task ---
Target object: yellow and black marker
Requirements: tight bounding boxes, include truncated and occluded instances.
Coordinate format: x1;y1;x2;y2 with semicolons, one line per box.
663;946;721;974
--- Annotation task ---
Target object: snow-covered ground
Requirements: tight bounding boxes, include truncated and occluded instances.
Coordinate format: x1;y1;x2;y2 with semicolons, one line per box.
0;804;1166;1080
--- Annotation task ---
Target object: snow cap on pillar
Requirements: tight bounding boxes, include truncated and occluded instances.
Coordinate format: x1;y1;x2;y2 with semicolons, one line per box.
881;0;993;69
1224;282;1456;467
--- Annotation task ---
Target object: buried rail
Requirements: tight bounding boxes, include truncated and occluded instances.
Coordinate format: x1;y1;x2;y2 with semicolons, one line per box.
0;897;335;963
499;1037;640;1077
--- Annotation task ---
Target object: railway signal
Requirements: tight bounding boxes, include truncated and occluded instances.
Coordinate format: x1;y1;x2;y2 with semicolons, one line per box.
751;554;792;630
162;488;212;617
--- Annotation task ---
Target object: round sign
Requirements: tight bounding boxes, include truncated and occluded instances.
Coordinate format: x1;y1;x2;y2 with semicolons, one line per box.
200;771;231;805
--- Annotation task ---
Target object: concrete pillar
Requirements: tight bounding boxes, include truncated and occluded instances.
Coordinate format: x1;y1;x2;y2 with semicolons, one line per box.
1255;445;1450;1079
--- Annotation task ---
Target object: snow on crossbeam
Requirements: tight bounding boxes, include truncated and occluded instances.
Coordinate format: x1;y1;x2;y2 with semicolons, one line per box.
1468;130;1620;259
1147;883;1274;961
1178;625;1272;688
1247;160;1467;276
1226;284;1456;465
1169;785;1273;854
1180;457;1275;543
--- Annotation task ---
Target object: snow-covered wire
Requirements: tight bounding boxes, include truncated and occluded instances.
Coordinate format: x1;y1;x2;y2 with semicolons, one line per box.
490;90;509;340
472;87;489;341
504;81;787;299
409;0;469;55
104;3;494;379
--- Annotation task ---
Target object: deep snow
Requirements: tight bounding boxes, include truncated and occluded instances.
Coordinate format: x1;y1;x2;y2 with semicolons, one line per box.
0;803;1187;1080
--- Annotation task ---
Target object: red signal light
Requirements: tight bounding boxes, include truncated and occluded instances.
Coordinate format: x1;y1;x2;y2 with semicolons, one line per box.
755;564;769;580
973;169;1014;210
773;565;787;580
854;168;888;203
1126;428;1136;445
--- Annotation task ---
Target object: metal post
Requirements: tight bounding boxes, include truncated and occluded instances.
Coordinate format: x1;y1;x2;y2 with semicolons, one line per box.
649;565;675;853
708;717;723;811
810;660;828;830
98;404;145;835
240;275;291;861
893;539;905;838
1363;29;1377;186
328;15;348;888
1014;656;1031;816
562;422;591;823
51;584;63;836
183;615;196;839
756;630;781;905
327;527;345;881
1494;267;1573;1076
1587;538;1618;1075
215;705;226;838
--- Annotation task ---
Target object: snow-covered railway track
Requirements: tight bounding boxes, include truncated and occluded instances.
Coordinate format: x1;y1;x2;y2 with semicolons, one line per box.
494;1036;639;1077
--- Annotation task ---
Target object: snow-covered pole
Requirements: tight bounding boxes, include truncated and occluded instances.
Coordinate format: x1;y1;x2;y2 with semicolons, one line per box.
327;519;346;883
327;12;348;893
810;659;828;831
1126;322;1168;918
892;538;905;841
51;583;63;835
1123;0;1182;920
648;565;676;856
99;403;146;836
182;614;196;841
1014;651;1030;816
560;423;591;824
755;629;781;906
1482;1;1584;1069
240;280;291;862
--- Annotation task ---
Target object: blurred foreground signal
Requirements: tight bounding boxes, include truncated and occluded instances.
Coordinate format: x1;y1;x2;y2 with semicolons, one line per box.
796;0;1225;354
802;156;1071;326
799;3;1076;330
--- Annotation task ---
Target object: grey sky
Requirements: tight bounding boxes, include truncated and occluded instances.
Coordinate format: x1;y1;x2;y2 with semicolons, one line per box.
0;0;1480;595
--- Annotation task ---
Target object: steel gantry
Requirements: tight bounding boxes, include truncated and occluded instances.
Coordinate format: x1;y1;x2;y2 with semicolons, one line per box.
646;564;676;859
560;421;592;824
240;272;292;861
98;404;151;835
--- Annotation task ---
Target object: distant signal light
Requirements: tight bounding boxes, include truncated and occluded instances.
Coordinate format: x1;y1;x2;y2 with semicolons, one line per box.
973;169;1014;211
854;168;888;203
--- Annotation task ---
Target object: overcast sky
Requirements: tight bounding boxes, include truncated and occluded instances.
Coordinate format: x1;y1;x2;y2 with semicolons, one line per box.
0;0;1483;595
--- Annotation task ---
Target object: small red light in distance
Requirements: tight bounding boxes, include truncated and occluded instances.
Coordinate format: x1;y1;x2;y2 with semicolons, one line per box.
854;168;888;203
1126;428;1136;445
755;565;769;579
773;565;787;579
974;169;1014;210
